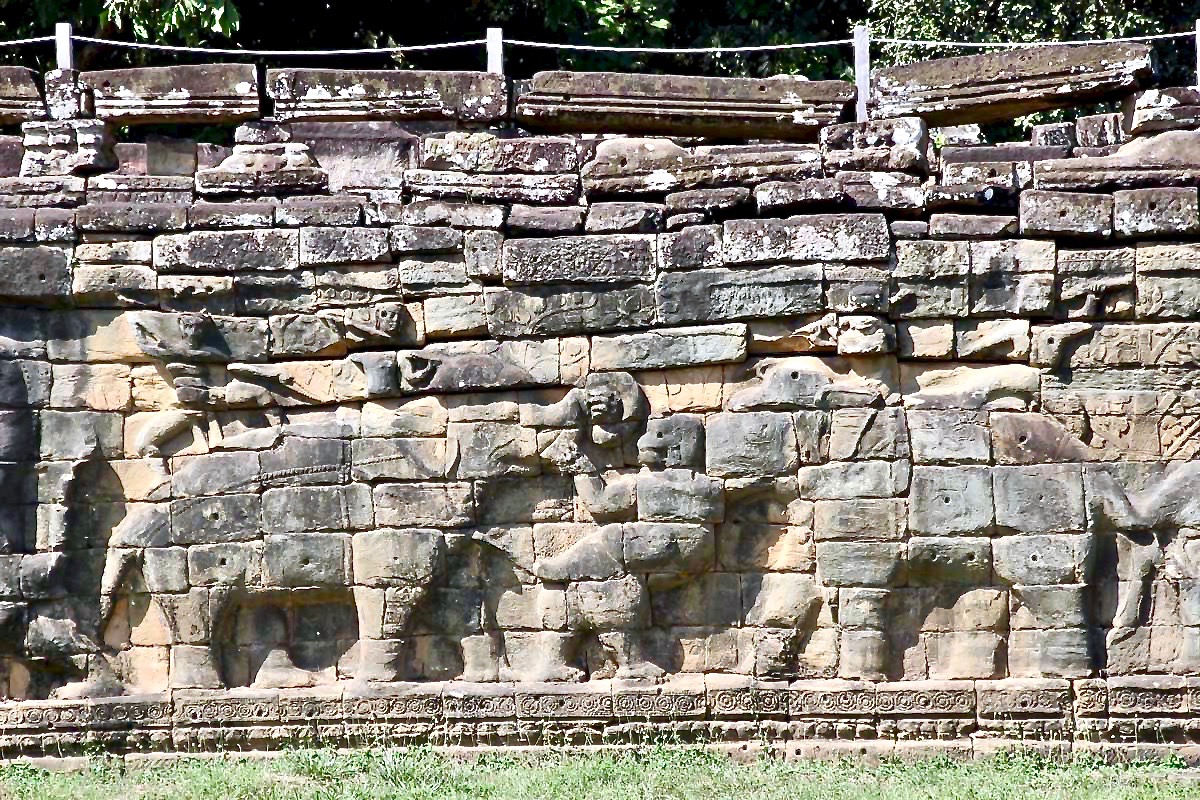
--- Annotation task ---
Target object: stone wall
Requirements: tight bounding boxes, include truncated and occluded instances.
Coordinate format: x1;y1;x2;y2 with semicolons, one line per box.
0;44;1200;760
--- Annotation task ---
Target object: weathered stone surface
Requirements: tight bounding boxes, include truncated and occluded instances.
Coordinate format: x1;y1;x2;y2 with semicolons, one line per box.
1123;87;1200;135
874;43;1153;125
194;126;329;197
821;117;928;173
506;205;584;236
586;202;664;234
485;285;656;337
705;411;799;477
1113;188;1200;239
723;214;890;264
0;67;44;124
289;121;415;193
583;139;822;197
517;72;853;140
81;65;259;124
502;235;656;284
21;120;115;177
0;245;71;303
406;170;579;205
655;266;822;324
838;171;927;212
268;69;506;122
154;230;299;272
928;214;1017;240
7;62;1200;753
591;324;747;370
1020;190;1112;238
1034;130;1200;190
754;180;848;214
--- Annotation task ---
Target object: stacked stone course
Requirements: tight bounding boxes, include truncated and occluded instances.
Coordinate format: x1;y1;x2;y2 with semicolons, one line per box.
0;45;1199;761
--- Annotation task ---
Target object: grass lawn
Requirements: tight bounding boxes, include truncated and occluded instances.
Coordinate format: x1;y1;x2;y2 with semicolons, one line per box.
1;746;1199;800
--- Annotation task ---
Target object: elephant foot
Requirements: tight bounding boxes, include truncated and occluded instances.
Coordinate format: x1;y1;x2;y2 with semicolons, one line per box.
1107;626;1138;649
613;662;665;682
51;677;124;700
50;655;125;699
521;661;586;683
252;646;318;689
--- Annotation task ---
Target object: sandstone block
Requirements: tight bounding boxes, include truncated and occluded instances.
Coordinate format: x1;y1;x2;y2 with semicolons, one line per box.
82;64;259;124
263;532;349;587
262;484;373;532
655;266;822;325
299;226;390;265
705;411;799;478
816;541;903;587
502;234;656;284
0;67;44;124
1113;188;1200;239
517;72;853;140
1019;190;1113;239
797;461;910;500
874;43;1152;125
582;138;822;196
591;324;746;371
268;69;506;122
420;132;576;175
154;229;298;272
373;483;473;528
723;214;890;265
1123;87;1200;135
406;170;579;205
485;285;656;338
908;466;994;535
352;528;442;586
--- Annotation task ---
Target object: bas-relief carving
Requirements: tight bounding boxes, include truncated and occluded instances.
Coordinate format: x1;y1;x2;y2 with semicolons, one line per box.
10;73;1200;756
11;338;1168;700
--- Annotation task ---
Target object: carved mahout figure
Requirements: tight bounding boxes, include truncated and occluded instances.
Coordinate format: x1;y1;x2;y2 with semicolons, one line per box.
527;371;648;476
524;413;721;682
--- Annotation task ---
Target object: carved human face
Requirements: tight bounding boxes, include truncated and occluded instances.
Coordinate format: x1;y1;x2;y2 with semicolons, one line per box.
585;384;623;423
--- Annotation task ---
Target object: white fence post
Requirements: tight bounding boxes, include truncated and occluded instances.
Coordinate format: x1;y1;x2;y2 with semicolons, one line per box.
854;24;870;123
1194;19;1200;87
487;27;504;75
55;22;73;71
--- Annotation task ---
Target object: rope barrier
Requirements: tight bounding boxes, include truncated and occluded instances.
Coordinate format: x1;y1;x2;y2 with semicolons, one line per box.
70;35;487;56
876;31;1196;47
0;35;54;48
20;29;1195;58
504;38;854;53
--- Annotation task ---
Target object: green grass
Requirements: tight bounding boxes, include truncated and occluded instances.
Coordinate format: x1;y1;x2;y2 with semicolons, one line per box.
1;746;1199;800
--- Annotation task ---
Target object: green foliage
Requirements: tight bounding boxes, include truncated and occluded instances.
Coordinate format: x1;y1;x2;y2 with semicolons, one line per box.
1;747;1199;800
101;0;240;43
